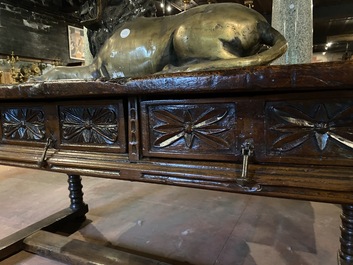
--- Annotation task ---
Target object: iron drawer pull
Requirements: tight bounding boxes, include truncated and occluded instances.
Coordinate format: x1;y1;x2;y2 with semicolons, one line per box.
38;136;55;168
236;141;262;192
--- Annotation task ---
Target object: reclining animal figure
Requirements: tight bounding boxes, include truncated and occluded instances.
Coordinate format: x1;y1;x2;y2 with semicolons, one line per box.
38;3;287;81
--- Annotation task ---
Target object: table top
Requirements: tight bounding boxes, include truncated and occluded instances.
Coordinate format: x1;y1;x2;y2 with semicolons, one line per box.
0;61;352;100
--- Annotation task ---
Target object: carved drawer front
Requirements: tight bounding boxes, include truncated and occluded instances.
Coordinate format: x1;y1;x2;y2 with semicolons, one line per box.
141;99;239;161
261;100;353;166
0;101;127;153
58;101;126;152
0;107;46;143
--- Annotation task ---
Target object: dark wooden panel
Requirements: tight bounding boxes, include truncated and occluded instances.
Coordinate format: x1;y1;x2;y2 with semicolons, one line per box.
0;2;80;64
141;99;238;161
58;101;126;152
1;107;46;142
1;0;63;12
263;99;353;165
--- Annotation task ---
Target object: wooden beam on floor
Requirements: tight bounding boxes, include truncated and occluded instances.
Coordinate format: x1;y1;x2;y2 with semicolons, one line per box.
0;207;87;261
24;230;170;265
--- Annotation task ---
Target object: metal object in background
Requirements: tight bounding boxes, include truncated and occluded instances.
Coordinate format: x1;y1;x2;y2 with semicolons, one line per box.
5;52;42;83
244;0;254;8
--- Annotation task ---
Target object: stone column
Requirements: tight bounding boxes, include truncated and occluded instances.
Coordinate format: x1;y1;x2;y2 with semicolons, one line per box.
271;0;313;64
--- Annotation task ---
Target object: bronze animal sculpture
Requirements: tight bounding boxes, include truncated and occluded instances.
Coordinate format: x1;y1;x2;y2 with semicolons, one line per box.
38;3;287;80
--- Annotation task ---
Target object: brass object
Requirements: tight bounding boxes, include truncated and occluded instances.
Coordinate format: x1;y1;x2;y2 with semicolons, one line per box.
183;0;191;11
6;51;19;66
236;141;261;192
244;0;254;8
7;51;23;83
5;51;42;83
51;59;62;67
14;63;42;83
6;51;42;83
240;142;252;180
36;3;287;81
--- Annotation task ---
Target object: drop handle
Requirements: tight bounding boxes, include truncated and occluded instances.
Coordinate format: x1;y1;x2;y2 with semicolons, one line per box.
38;136;56;168
236;142;262;192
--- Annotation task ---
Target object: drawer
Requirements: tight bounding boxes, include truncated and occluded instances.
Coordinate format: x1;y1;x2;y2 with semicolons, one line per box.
58;102;126;152
140;99;240;161
1;107;46;142
259;99;353;166
0;100;126;153
140;97;353;166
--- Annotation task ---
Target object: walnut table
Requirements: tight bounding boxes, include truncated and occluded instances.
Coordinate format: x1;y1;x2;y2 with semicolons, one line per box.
0;61;352;264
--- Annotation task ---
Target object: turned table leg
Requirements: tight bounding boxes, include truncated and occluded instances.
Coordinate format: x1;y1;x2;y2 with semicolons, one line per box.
339;205;353;265
67;174;88;221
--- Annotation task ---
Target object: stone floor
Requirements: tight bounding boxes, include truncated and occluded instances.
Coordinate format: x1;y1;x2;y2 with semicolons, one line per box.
0;165;342;265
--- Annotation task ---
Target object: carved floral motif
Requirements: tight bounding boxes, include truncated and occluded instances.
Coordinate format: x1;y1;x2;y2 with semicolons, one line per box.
153;107;231;149
2;108;45;140
60;106;119;144
270;104;353;152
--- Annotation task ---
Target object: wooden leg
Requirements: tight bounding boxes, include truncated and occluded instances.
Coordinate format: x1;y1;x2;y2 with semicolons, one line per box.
68;174;86;210
45;175;88;233
338;205;353;265
67;174;88;224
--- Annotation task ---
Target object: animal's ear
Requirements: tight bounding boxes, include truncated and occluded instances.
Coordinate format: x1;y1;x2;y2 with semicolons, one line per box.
220;38;244;57
257;22;276;46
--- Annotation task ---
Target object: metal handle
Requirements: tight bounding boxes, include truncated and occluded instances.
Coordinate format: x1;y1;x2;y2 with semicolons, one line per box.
241;142;252;179
236;141;261;192
38;136;55;168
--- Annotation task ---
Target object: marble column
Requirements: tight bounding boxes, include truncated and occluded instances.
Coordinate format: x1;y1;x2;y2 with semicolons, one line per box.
271;0;313;64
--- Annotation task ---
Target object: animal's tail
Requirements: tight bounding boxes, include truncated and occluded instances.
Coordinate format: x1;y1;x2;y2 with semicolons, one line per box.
178;27;288;73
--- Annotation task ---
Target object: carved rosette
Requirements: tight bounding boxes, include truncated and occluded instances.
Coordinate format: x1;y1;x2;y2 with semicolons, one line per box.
60;106;119;145
2;108;45;141
147;103;236;157
266;102;353;154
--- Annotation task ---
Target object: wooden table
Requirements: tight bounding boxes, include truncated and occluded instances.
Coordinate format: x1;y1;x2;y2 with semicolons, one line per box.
0;61;352;264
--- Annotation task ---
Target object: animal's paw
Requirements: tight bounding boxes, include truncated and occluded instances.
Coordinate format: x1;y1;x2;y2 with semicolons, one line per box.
28;75;44;82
